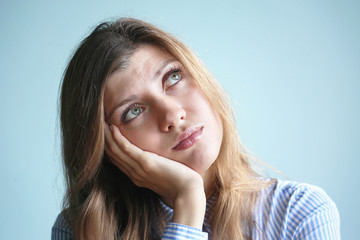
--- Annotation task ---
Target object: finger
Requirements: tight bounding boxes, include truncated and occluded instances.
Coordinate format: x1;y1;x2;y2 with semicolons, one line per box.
110;124;147;163
105;145;132;173
106;149;147;188
104;124;140;170
104;124;131;161
109;125;163;182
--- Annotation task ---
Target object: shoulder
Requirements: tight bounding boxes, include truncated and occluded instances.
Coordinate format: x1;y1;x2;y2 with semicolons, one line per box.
271;180;336;210
51;212;73;240
255;180;340;239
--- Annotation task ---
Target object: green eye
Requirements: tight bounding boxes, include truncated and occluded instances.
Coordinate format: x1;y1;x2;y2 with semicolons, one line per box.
165;71;181;88
123;106;143;122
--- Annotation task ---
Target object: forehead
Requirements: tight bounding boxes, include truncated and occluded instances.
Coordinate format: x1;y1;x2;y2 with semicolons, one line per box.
107;44;174;86
129;44;173;71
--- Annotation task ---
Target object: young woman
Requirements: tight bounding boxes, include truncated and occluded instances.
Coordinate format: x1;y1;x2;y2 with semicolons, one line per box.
52;18;340;240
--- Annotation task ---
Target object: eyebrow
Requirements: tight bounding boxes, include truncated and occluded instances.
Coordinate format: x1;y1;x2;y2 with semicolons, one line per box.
154;58;177;79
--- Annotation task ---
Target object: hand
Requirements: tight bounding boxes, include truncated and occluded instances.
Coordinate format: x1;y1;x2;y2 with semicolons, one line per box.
104;124;206;228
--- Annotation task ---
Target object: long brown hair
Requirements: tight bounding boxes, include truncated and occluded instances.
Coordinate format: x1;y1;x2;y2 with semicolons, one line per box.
60;17;271;240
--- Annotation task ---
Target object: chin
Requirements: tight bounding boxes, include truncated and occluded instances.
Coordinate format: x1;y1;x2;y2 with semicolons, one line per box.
187;148;219;174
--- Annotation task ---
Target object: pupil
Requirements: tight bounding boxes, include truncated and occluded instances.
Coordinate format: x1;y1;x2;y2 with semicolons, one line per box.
172;73;179;80
132;108;140;114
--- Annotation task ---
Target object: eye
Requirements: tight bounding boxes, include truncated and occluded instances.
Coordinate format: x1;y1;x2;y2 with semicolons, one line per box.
122;105;144;122
164;71;182;89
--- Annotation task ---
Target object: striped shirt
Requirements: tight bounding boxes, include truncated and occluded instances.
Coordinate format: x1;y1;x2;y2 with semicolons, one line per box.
52;180;340;239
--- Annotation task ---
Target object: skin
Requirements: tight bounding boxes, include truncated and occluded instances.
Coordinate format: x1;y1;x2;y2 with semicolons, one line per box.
103;44;223;229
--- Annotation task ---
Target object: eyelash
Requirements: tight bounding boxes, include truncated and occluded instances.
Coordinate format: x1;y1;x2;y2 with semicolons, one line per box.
121;64;185;124
166;66;184;77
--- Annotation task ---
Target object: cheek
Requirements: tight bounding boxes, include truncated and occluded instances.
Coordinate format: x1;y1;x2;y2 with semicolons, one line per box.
120;126;162;153
191;90;223;148
188;90;219;123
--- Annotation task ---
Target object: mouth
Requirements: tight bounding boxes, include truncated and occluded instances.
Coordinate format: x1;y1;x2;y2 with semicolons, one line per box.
172;126;204;151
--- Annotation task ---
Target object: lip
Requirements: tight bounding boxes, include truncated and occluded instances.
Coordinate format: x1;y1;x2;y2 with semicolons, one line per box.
172;126;204;151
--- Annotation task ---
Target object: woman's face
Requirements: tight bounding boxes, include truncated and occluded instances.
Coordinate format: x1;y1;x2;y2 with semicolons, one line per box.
104;44;223;175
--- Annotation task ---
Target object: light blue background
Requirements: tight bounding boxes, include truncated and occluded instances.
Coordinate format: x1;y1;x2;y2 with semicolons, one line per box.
1;0;358;239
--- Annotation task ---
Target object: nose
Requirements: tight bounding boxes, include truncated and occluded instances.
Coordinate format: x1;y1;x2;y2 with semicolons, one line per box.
157;97;186;132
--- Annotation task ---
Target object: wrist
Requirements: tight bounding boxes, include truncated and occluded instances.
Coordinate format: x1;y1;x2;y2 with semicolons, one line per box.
172;182;206;229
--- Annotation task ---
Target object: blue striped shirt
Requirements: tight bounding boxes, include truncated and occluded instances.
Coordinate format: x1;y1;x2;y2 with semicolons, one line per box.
52;180;340;239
